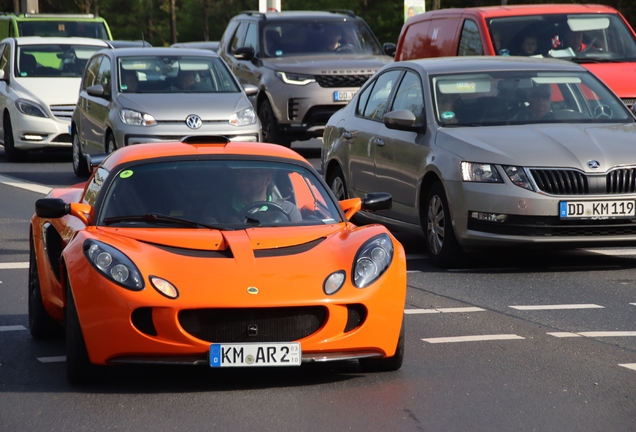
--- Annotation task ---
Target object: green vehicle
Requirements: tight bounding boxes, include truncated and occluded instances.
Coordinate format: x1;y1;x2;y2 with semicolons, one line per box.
0;13;112;40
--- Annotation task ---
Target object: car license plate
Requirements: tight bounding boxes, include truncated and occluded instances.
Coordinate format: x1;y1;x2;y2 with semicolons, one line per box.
559;200;636;219
209;342;301;367
334;91;356;102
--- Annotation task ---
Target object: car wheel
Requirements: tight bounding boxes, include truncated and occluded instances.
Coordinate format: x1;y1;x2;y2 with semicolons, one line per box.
359;321;404;372
106;133;117;154
259;99;291;147
72;132;90;178
66;278;106;384
327;166;348;200
28;238;62;339
423;181;465;268
3;114;25;162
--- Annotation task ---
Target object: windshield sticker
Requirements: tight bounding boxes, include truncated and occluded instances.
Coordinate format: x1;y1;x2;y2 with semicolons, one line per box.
441;111;455;120
120;170;134;179
456;82;475;92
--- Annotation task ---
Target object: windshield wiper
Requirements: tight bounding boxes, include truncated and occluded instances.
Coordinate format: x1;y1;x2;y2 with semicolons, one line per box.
569;57;626;64
102;213;233;230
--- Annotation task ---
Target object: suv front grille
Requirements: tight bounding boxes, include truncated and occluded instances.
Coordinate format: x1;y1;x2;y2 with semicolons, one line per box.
530;168;636;195
314;74;371;88
50;104;75;121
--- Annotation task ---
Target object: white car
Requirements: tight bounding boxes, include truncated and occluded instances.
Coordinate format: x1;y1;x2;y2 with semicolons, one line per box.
0;36;110;161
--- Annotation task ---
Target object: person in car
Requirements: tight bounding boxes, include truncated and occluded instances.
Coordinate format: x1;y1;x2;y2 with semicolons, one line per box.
173;70;197;90
563;29;586;52
120;69;138;92
518;34;539;56
518;84;553;120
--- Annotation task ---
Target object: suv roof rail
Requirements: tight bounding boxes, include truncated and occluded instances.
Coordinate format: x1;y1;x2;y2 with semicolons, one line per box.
324;9;357;18
23;13;97;18
239;10;267;19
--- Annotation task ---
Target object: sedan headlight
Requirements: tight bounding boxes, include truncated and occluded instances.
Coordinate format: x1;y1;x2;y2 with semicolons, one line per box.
353;234;394;288
15;99;48;118
503;165;534;191
229;107;256;126
461;162;503;183
276;71;316;86
83;239;144;291
119;109;156;126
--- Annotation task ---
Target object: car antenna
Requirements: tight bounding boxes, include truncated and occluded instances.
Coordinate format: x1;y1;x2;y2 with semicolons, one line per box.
141;32;146;48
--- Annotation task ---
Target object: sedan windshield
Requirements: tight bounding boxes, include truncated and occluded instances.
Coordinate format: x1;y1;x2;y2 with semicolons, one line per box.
118;56;240;93
98;160;342;228
432;70;634;127
16;44;105;78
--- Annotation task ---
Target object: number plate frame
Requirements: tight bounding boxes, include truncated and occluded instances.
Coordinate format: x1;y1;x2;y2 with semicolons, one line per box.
209;342;301;367
558;200;636;219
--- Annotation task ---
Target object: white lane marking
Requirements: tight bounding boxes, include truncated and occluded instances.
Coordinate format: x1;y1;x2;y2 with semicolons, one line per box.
0;262;29;270
0;174;51;195
407;270;420;273
0;325;27;332
630;303;636;306
619;363;636;371
547;332;582;338
37;356;66;363
548;331;636;338
422;334;524;343
510;304;604;310
405;307;485;314
405;254;427;260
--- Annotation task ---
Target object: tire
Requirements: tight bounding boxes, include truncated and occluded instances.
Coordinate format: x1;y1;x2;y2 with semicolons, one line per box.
422;181;465;269
66;278;106;384
327;166;348;201
259;99;291;147
3;114;25;162
28;238;62;339
106;133;117;154
359;321;404;372
72;132;90;178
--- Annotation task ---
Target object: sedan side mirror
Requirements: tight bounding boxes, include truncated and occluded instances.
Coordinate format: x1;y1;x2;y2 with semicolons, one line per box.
234;46;255;61
383;109;423;132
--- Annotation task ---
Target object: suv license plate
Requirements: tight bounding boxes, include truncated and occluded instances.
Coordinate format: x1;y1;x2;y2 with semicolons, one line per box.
209;342;301;367
559;200;636;219
334;91;356;102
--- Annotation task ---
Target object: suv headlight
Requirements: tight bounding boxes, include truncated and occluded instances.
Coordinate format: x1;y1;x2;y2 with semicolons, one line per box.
461;162;503;183
120;109;156;126
276;71;316;86
352;234;394;288
229;107;256;126
15;99;48;118
83;239;144;291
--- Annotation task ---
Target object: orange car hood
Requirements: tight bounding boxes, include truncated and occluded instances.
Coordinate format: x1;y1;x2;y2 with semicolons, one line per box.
583;63;636;99
95;224;344;251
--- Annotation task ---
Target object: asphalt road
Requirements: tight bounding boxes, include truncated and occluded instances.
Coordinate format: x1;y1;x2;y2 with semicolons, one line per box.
1;142;636;431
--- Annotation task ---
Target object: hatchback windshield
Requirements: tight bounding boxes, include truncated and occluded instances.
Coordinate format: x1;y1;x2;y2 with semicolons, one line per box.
16;43;105;78
118;56;241;93
98;160;342;228
488;13;636;61
262;20;383;57
433;70;634;126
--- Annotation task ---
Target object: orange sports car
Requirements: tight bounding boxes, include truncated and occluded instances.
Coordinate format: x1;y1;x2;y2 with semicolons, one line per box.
29;136;406;383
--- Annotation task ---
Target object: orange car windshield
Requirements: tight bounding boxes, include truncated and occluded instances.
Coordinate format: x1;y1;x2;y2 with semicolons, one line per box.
97;160;343;228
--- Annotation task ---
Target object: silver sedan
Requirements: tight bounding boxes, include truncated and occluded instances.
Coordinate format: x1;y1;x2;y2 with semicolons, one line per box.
322;56;636;268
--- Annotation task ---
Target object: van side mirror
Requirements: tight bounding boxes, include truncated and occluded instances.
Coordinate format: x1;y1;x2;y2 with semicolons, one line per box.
234;46;255;61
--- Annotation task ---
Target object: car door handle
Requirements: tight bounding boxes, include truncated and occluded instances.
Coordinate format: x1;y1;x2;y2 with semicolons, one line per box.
374;137;385;147
342;130;353;141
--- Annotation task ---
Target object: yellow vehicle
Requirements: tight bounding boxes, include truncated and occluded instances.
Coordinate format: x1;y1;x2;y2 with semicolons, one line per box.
0;13;112;40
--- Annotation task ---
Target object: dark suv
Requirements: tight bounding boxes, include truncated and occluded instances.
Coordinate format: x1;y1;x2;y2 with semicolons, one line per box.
218;10;395;146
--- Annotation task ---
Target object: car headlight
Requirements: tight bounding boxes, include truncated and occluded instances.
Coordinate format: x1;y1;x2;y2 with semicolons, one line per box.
461;162;503;183
83;239;144;291
352;234;394;288
119;109;156;126
276;71;316;86
15;99;48;118
503;165;534;191
229;107;256;126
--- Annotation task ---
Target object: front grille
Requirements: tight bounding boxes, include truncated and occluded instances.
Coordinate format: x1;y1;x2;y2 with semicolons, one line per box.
468;216;636;237
607;168;636;194
314;75;370;88
530;169;588;195
178;307;327;343
50;104;75;121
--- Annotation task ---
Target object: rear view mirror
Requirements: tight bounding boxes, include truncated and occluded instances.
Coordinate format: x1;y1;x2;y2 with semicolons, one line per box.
383;109;422;132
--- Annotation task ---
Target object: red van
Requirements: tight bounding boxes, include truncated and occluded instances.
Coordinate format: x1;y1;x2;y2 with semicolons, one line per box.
395;4;636;107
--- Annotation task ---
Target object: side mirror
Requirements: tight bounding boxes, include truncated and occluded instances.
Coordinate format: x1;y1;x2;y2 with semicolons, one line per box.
35;198;93;224
361;192;392;212
383;42;396;57
86;84;107;98
383;109;422;132
234;46;255;61
243;83;259;97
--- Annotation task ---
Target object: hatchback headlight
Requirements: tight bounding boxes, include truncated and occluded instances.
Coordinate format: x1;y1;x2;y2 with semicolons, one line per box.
229;107;256;126
16;99;48;118
276;71;316;86
120;109;156;126
353;234;394;288
83;239;144;291
461;162;503;183
503;165;534;191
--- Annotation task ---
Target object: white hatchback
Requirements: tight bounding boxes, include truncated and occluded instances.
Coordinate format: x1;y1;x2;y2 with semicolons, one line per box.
0;36;110;161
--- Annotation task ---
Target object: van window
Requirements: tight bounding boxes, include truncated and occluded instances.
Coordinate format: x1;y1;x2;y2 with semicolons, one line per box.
458;20;483;56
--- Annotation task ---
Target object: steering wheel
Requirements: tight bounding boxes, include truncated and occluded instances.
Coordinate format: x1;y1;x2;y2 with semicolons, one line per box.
335;43;355;53
593;104;613;119
581;37;598;53
237;201;291;222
